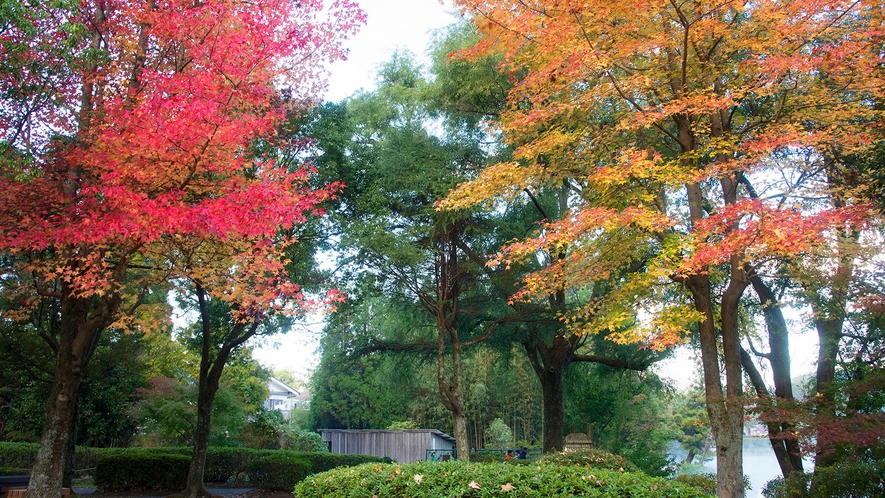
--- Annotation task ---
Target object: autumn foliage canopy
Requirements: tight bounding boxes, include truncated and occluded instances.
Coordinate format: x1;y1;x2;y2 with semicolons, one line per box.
443;0;883;346
0;0;363;320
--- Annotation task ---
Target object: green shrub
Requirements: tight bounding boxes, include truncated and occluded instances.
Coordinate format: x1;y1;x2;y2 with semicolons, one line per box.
94;452;190;491
0;442;37;469
204;447;269;483
247;453;311;490
295;461;713;497
277;428;328;452
762;460;885;498
0;443;386;487
676;473;717;495
0;466;26;476
284;451;391;473
538;448;641;473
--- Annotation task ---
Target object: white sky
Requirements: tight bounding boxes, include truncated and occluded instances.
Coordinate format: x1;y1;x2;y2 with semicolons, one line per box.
326;0;460;102
251;0;458;379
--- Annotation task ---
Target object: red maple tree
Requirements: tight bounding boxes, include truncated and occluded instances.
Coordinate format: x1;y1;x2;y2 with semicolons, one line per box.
0;1;363;496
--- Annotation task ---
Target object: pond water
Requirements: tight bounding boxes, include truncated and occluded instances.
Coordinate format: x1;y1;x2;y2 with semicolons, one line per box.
694;438;812;498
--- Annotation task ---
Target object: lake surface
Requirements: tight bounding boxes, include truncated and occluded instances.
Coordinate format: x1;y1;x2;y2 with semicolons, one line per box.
696;438;812;498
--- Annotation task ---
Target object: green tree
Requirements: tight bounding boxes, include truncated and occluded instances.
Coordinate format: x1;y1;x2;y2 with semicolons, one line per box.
309;295;417;430
486;418;512;450
563;353;674;476
668;384;712;466
309;50;511;460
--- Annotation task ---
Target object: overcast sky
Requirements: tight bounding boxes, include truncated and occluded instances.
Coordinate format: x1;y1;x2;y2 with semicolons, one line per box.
325;0;459;102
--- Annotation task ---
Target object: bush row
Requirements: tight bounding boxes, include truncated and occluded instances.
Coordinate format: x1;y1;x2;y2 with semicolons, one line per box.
0;466;24;476
94;452;191;491
93;451;390;491
537;448;641;473
762;460;885;498
0;442;390;489
294;460;714;497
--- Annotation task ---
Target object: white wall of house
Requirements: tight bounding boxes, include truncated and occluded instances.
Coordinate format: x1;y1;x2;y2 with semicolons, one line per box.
264;377;299;419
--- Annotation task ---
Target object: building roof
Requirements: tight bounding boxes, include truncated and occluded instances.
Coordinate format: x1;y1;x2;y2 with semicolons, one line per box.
267;377;299;396
293;387;310;403
318;429;456;444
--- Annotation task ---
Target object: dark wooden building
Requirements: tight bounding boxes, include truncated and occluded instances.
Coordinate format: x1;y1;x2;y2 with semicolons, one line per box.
318;429;456;463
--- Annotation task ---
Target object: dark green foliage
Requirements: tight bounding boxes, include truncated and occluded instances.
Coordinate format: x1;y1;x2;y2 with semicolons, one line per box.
308;295;425;431
278;428;329;452
94;452;190;491
538;449;640;473
289;452;392;473
675;473;717;495
563;352;674;477
294;461;713;497
763;460;885;498
666;384;711;465
247;453;312;490
0;443;388;488
0;466;24;475
202;447;266;483
0;442;37;469
235;407;283;449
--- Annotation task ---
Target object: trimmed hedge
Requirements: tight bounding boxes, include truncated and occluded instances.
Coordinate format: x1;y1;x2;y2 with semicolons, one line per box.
0;442;392;487
294;461;714;497
0;466;25;476
675;473;717;495
0;442;37;470
94;452;190;491
538;448;641;473
248;453;312;490
287;451;393;473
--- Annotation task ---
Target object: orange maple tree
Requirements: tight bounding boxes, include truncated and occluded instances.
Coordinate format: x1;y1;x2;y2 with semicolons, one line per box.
0;1;362;496
442;1;883;496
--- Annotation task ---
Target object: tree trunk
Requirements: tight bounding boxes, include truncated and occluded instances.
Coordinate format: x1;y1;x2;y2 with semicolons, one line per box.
27;293;110;498
435;323;470;461
539;365;565;453
745;276;804;477
523;336;570;454
28;344;85;498
813;317;842;469
182;368;221;498
182;285;256;497
686;270;747;498
741;348;800;478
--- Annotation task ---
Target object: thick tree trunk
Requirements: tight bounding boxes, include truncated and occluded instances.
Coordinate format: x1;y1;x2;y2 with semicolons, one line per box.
813;317;842;469
523;335;570;454
450;338;469;461
539;366;565;453
452;409;469;461
28;347;84;497
436;323;470;461
27;299;106;498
